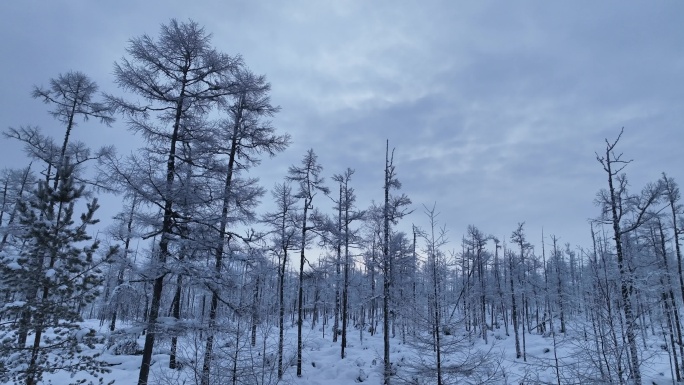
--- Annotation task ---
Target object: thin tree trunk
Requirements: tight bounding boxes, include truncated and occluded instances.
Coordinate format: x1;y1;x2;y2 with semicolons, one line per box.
552;237;566;334
432;251;443;385
658;220;684;380
169;273;182;369
296;201;309;377
200;102;243;385
341;185;351;359
334;184;342;343
383;141;392;385
111;196;138;331
371;234;377;337
341;236;350;359
663;175;684;374
509;249;521;359
597;131;658;385
138;71;188;385
277;248;287;379
251;270;261;347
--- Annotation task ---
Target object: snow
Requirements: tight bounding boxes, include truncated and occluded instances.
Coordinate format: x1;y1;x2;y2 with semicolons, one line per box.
16;319;677;385
1;300;26;310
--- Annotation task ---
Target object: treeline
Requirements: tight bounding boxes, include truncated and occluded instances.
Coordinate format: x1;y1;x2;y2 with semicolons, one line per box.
0;19;682;385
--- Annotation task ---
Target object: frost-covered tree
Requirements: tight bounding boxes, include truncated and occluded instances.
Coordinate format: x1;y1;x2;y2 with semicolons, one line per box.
6;72;114;190
32;71;114;188
331;168;364;359
0;162;116;385
198;65;288;385
99;194;141;332
263;181;299;379
381;141;411;385
510;222;531;362
0;166;35;251
287;149;329;377
104;18;242;385
594;129;663;385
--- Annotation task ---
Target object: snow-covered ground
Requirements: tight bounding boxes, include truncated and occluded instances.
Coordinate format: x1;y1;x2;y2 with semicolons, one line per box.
25;319;677;385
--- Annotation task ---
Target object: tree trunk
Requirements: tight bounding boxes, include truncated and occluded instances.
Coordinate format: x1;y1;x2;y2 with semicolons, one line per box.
383;141;392;385
138;71;188;385
277;247;287;379
334;184;342;343
663;175;684;374
658;220;684;380
251;270;261;347
509;249;521;359
296;201;309;377
169;273;182;369
606;168;641;385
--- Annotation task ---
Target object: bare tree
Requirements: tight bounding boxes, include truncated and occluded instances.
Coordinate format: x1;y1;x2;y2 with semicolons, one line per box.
423;204;448;385
382;141;411;385
32;71;114;189
287;149;329;377
332;168;364;359
595;128;663;385
263;181;300;379
511;222;530;362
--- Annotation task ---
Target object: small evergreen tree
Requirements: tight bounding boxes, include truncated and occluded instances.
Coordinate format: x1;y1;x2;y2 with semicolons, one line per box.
0;162;116;385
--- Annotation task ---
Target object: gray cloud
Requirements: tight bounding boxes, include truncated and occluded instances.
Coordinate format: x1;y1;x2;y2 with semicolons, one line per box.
1;0;682;251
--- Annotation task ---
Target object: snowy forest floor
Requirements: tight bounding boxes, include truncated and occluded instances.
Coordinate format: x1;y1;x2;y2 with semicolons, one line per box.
22;318;678;385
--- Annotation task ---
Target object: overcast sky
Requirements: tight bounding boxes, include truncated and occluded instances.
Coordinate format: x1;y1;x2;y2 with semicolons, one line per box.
1;1;683;254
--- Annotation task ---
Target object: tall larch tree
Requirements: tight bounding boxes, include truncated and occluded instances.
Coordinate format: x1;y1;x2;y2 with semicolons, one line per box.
198;66;288;385
104;19;241;385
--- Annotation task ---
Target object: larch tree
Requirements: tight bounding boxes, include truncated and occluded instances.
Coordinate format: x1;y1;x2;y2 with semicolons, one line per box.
422;204;448;385
507;244;521;360
287;149;329;377
31;71;114;190
465;225;490;343
6;72;114;191
595;128;663;385
511;223;531;362
104;19;242;385
101;193;140;332
553;236;567;334
332;168;364;359
661;174;684;306
263;181;300;379
382;141;411;385
198;65;288;385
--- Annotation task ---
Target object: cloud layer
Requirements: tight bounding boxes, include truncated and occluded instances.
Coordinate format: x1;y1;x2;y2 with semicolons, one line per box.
1;0;683;250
